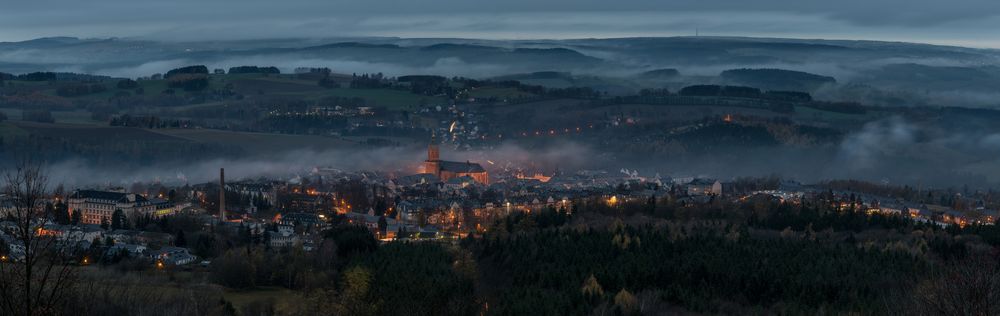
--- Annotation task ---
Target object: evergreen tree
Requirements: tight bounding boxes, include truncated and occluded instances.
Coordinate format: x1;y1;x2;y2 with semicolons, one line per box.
44;202;55;220
111;209;127;230
378;216;388;237
53;201;70;225
175;229;187;247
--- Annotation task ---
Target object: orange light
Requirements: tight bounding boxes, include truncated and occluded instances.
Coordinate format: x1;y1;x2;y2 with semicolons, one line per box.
607;196;618;206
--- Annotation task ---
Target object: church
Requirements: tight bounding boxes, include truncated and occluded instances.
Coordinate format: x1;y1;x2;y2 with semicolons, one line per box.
424;135;489;185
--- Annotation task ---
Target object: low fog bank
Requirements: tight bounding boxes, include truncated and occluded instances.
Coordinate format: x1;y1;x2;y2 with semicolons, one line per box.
33;118;1000;190
623;116;1000;188
9;44;1000;108
38;142;598;188
91;56;517;80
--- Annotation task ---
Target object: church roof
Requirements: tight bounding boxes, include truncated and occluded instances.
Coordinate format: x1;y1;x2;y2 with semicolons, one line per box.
438;161;486;173
396;173;441;186
689;178;719;186
70;190;149;204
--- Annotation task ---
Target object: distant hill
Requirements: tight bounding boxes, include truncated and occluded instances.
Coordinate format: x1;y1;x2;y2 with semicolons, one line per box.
864;63;1000;91
4;35;1000;107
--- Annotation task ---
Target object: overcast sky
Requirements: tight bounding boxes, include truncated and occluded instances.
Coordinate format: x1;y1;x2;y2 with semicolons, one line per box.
3;0;1000;47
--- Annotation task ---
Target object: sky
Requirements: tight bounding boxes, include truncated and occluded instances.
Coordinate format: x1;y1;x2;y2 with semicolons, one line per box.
2;0;1000;47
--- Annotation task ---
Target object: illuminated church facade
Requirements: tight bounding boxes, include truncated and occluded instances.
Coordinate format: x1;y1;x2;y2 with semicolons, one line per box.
424;135;489;185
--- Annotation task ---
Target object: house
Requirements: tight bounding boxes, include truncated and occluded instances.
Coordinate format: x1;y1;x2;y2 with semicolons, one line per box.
445;176;478;189
686;179;722;196
39;224;104;242
276;225;294;236
0;233;24;261
107;229;141;244
0;195;14;218
393;174;441;187
345;212;397;232
395;200;446;225
267;230;300;248
277;212;324;228
152;247;197;266
108;243;147;257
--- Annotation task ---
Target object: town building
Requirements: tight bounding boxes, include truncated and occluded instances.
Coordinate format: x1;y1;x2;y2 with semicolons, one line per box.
152;246;197;266
423;134;488;185
686;179;723;196
67;189;174;225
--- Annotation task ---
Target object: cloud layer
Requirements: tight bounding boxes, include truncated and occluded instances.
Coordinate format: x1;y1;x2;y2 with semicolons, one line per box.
2;1;1000;47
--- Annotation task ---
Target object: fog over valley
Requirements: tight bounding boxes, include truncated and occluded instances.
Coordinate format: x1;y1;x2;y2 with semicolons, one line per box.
6;2;1000;315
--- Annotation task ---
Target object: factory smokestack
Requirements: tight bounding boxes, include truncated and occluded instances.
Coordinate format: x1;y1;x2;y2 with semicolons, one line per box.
220;168;225;221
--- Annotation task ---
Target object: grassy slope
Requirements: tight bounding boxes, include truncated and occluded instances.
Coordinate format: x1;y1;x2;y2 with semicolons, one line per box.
468;87;535;99
3;73;445;112
153;128;356;154
11;121;190;142
1;119;358;156
0;122;28;137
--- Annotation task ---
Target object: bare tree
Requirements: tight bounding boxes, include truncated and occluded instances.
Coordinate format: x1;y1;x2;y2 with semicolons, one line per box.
0;161;76;316
911;255;1000;316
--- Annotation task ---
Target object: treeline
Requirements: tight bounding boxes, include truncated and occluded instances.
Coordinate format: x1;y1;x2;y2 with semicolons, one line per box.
165;65;208;78
22;109;55;123
455;77;602;99
206;225;478;315
228;66;280;74
108;115;189;128
720;68;837;91
398;75;451;96
455;189;1000;315
165;65;210;91
819;179;999;211
7;72;58;81
0;71;113;83
678;84;813;102
467;214;927;315
349;73;389;89
669;123;780;151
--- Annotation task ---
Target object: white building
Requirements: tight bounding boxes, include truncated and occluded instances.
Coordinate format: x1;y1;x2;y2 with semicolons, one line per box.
68;190;173;225
686;179;722;196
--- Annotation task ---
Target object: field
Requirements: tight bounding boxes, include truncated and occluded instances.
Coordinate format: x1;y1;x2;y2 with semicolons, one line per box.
794;104;884;122
318;88;443;108
0;122;28;137
0;108;104;125
10;121;189;142
2;72;444;113
468;87;535;99
152;128;356;154
0;120;358;155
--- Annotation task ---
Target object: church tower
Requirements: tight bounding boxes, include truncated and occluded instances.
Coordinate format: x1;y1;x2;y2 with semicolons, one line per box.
424;132;440;175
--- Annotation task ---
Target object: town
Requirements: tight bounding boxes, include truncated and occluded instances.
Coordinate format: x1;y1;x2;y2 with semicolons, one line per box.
6;2;1000;313
4;144;995;269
